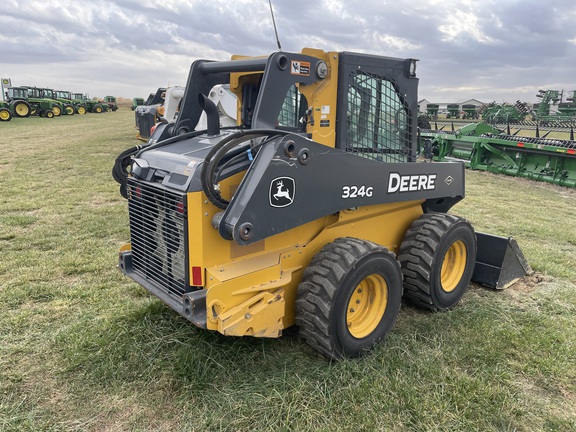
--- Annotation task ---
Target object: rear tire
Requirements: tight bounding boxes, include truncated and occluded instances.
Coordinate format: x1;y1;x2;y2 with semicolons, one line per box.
296;237;403;360
13;100;31;118
398;213;477;311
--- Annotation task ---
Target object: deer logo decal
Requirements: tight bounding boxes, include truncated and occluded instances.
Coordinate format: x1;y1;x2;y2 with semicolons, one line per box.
269;177;295;208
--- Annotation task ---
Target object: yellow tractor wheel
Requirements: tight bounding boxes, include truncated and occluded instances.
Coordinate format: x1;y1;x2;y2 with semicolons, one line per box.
64;104;74;115
0;108;12;121
13;101;31;118
52;105;62;116
94;105;102;113
77;106;86;115
296;237;402;359
399;213;477;311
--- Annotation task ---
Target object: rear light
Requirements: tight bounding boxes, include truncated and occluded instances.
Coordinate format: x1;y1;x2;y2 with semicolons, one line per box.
176;201;184;214
150;124;158;136
192;266;203;286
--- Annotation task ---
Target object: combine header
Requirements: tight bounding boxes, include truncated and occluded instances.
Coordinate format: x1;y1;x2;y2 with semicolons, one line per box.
420;122;576;188
533;89;576;125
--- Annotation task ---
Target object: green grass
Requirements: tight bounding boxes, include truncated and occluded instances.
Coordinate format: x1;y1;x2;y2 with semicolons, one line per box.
1;111;575;431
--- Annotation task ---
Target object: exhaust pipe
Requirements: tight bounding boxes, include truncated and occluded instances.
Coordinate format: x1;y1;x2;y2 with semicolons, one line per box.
198;93;220;136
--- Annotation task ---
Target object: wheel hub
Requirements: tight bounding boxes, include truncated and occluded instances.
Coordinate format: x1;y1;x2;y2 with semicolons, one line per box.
440;240;467;292
346;274;388;338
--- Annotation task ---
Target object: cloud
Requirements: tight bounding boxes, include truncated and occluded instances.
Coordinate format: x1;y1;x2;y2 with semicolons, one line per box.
0;0;575;103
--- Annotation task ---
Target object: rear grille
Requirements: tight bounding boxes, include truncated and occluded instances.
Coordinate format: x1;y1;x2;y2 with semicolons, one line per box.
127;178;187;298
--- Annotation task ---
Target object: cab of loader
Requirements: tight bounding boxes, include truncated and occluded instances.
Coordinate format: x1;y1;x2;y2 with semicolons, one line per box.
114;48;530;360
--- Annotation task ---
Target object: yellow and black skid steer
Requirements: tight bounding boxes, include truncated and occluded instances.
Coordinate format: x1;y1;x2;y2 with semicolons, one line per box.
113;48;531;359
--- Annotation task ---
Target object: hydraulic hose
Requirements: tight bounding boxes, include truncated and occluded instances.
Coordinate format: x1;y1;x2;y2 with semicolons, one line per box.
201;129;291;209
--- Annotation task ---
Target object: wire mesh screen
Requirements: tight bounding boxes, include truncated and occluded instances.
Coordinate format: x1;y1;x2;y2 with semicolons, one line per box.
277;85;301;128
346;72;412;163
127;178;187;298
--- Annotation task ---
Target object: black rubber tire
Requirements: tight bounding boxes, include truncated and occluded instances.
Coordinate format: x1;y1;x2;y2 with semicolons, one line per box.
64;104;74;115
45;110;54;118
94;105;102;113
13;100;31;118
0;108;12;122
52;105;62;116
296;237;403;360
398;213;477;311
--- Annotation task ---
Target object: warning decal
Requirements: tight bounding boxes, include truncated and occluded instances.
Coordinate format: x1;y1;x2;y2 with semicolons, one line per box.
291;61;310;76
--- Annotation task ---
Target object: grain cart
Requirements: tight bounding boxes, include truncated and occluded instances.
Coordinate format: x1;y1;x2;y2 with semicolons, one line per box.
446;104;460;119
114;48;530;359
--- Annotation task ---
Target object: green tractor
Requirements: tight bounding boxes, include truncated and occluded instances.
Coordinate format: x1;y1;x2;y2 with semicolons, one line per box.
71;93;106;113
102;96;118;111
6;86;56;118
131;97;145;110
55;90;88;115
0;101;12;122
40;88;73;115
56;90;88;115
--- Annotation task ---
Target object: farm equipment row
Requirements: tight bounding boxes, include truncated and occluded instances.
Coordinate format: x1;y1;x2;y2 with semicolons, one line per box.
423;89;576;127
1;86;118;122
420;122;576;188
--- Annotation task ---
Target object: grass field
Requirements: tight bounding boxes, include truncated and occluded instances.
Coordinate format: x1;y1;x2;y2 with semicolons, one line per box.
1;111;575;431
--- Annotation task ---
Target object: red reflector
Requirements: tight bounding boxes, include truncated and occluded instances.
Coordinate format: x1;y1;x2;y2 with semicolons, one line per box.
150;124;157;136
568;149;575;155
517;142;525;147
135;186;142;198
192;266;203;286
176;201;184;214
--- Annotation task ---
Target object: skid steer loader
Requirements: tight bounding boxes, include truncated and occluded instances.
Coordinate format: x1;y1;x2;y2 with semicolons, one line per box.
113;48;530;359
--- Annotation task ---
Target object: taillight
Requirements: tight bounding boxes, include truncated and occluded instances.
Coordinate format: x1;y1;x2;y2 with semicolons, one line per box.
192;266;203;286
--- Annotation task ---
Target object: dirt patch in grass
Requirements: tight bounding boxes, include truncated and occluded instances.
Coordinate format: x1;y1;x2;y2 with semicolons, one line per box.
508;272;548;293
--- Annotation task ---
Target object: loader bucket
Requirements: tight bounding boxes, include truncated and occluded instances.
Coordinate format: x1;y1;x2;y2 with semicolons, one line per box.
472;233;533;289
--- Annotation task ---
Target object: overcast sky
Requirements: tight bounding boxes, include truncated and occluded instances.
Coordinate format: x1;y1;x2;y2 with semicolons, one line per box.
1;0;575;103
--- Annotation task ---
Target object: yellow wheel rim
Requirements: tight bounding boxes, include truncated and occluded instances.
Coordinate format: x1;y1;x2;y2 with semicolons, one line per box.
346;274;388;338
53;106;61;116
440;240;467;292
15;103;29;116
77;106;86;115
65;106;74;115
0;110;9;120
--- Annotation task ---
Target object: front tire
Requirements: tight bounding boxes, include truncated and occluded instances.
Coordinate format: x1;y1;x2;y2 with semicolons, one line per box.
399;213;477;311
296;237;403;360
0;108;11;121
64;104;74;115
52;105;62;116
